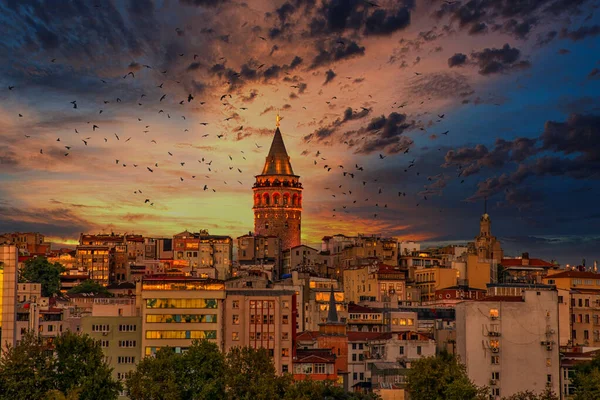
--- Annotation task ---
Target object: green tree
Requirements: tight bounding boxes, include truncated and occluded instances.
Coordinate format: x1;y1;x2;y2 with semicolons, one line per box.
406;352;488;400
67;279;111;296
126;347;181;400
225;346;289;400
20;257;65;297
0;331;120;400
501;388;558;400
177;340;226;399
0;333;55;400
283;379;380;399
573;368;600;400
126;340;227;400
53;331;122;400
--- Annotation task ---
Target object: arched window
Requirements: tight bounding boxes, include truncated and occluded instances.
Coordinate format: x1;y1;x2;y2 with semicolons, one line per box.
292;194;298;206
255;194;261;206
265;222;269;229
273;193;280;205
285;221;289;228
263;193;270;205
283;193;290;206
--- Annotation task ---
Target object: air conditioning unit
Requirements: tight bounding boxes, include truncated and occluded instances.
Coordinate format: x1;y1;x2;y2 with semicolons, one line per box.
491;347;499;353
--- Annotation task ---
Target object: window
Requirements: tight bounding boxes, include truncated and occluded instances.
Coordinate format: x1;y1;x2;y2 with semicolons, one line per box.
579;299;583;307
282;364;288;373
119;340;137;348
359;343;363;350
353;373;358;381
232;300;239;309
492;388;500;397
282;348;290;357
145;330;217;340
586;299;590;307
359;373;364;381
547;374;552;384
573;330;577;339
100;340;109;348
578;314;583;323
117;356;136;364
268;349;274;357
491;356;500;364
584;330;590;340
232;332;239;341
352;354;357;361
232;315;239;325
282;332;289;340
546;358;552;367
399;346;404;355
314;363;326;374
491;372;500;380
146;299;218;309
282;300;290;309
282;315;289;324
417;346;422;355
558;296;563;304
490;309;499;319
352;343;357;350
586;314;591;323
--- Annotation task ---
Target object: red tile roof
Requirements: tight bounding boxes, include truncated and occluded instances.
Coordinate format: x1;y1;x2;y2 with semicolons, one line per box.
501;258;554;267
546;270;600;279
295;348;336;363
296;331;320;341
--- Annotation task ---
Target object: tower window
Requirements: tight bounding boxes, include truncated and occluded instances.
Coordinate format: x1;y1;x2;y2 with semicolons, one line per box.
265;223;269;229
285;222;288;228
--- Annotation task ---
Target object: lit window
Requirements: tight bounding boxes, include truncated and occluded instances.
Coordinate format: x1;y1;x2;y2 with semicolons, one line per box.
490;309;499;319
232;315;239;325
232;332;239;341
232;300;239;309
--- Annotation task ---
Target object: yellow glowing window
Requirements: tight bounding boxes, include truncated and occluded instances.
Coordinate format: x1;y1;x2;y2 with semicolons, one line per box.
145;330;217;340
490;340;499;349
490;309;499;319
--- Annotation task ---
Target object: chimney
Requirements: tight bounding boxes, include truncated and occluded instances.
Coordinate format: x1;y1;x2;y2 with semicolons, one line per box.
522;252;529;259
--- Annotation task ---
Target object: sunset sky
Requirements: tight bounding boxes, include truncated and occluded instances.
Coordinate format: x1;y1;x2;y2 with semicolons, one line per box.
0;0;599;265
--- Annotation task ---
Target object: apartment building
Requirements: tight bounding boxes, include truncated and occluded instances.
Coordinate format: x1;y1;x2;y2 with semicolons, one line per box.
138;276;226;356
456;290;560;398
224;289;296;374
343;262;406;304
173;230;233;279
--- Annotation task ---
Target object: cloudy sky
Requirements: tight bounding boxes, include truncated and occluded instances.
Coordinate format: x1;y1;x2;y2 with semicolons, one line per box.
0;0;599;266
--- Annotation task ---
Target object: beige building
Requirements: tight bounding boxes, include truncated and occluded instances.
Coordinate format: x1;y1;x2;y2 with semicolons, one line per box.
81;310;142;399
224;289;296;374
343;263;406;304
137;276;226;356
173;230;233;279
0;244;18;351
414;267;458;303
236;234;282;276
456;290;560;398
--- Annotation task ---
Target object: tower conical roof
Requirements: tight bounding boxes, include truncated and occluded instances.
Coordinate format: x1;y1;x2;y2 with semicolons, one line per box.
261;127;295;175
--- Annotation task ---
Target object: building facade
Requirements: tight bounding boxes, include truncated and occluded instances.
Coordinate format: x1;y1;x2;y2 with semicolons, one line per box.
173;230;233;279
253;122;302;250
456;290;560;398
137;276;226;356
224;289;296;374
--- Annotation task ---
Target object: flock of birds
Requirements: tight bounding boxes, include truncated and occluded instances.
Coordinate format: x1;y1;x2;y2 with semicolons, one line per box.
6;17;467;222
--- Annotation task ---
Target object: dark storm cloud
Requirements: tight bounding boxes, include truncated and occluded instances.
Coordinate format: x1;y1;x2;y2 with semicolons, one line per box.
536;30;557;46
448;53;467;67
209;56;303;89
471;44;530;75
303;107;371;143
310;40;366;68
0;206;97;237
467;114;600;200
560;25;600;41
323;69;337;85
444;137;539;177
433;0;593;40
179;0;228;6
308;0;414;37
349;112;415;155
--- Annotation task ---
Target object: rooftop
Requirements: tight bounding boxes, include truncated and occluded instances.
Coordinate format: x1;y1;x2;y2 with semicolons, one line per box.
546;270;600;279
501;257;554;268
260;127;295;176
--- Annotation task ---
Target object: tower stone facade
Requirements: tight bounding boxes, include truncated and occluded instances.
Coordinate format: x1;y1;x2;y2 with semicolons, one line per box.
253;124;302;250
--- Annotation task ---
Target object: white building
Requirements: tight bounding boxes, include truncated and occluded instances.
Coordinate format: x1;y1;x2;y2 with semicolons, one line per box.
456;290;560;399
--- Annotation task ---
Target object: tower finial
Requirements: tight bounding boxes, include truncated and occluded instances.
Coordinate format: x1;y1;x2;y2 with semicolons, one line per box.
276;113;281;127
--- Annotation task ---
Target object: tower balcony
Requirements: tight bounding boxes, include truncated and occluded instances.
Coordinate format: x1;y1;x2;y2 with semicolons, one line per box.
253;180;303;189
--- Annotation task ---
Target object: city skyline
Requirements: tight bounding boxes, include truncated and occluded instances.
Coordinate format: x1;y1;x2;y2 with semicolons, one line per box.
1;0;599;266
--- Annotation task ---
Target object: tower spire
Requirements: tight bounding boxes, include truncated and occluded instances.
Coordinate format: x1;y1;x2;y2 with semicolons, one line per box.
327;285;339;323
